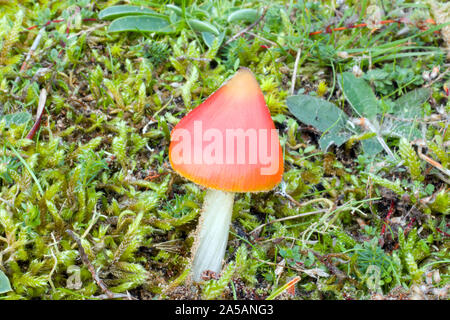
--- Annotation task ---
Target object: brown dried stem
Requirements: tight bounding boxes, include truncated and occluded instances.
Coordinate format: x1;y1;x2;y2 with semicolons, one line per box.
26;88;46;140
66;229;114;299
225;7;269;46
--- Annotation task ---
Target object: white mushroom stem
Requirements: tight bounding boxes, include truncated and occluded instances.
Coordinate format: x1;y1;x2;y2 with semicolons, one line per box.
191;189;235;282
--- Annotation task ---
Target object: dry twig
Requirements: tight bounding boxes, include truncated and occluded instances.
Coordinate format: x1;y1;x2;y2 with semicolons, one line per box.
251;191;337;235
418;147;450;178
309;250;353;283
92;292;137;300
290;47;302;95
225;7;269;46
14;27;46;84
66;229;114;299
250;208;329;235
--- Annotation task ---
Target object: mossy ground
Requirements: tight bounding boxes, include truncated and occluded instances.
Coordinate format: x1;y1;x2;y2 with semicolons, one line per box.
0;0;448;300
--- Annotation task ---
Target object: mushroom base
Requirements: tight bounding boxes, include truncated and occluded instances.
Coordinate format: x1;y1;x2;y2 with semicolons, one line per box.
191;189;235;282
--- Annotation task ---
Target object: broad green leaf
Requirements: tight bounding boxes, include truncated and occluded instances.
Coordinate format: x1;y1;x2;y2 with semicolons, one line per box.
0;270;12;294
98;5;156;20
382;117;423;140
0;111;32;127
339;72;379;119
202;31;225;48
202;32;215;48
287;95;349;132
287;95;352;151
227;8;259;23
318;129;353;151
392;87;431;118
165;4;183;16
363;69;389;81
361;138;384;157
190;7;210;20
382;88;431;140
107;15;176;33
187;19;219;35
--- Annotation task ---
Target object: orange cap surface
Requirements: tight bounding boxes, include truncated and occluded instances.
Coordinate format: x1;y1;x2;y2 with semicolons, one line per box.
169;68;283;192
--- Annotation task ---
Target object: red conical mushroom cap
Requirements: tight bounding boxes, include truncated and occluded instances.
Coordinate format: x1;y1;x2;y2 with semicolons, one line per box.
169;68;283;192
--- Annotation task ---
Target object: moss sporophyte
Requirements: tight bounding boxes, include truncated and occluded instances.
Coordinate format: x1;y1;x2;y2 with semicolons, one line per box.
169;68;284;282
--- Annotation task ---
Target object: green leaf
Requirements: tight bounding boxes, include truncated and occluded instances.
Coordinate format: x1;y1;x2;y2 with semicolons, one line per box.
0;270;12;294
107;15;176;34
287;95;348;132
382;88;431;140
286;95;352;151
393;87;431;118
384;118;423;141
361;138;384;157
363;69;389;81
227;8;259;23
202;31;224;48
187;19;219;35
318;130;353;152
339;72;379;119
0;111;32;127
165;4;183;16
98;5;156;20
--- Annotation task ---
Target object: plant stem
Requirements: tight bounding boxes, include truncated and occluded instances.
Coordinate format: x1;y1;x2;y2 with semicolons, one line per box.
191;189;235;282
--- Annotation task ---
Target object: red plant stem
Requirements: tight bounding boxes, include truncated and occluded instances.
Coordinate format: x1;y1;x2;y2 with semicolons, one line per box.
381;200;395;236
285;276;301;296
307;18;436;36
26;19;64;30
26;89;46;140
436;228;450;237
406;218;416;230
19;17;97;74
144;172;168;181
403;218;416;236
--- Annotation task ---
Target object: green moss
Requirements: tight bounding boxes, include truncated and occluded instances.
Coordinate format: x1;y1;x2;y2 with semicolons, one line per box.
0;0;448;301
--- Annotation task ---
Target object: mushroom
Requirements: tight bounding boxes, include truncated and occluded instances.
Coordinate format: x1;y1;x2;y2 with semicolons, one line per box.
169;68;283;282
